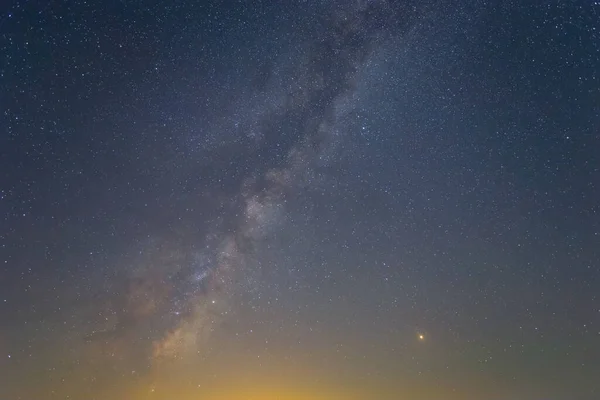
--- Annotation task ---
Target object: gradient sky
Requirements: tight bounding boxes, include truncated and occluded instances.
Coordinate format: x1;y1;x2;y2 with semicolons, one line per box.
1;1;599;399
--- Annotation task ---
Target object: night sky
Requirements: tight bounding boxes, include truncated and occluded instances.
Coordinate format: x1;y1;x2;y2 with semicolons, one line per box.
1;0;599;399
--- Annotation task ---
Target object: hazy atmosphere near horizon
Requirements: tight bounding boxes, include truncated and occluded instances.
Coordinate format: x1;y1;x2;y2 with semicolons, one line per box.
1;0;599;399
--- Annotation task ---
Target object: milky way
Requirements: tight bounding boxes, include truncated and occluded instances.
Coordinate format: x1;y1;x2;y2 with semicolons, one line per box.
82;0;422;369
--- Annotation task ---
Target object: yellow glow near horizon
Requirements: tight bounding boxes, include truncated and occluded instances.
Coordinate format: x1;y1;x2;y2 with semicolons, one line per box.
127;372;363;400
140;385;355;400
198;381;357;400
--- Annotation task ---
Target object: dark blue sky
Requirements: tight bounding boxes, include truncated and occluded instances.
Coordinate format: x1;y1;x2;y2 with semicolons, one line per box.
1;1;599;399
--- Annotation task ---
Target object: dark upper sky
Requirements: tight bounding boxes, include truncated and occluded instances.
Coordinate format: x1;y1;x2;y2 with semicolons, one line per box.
1;1;599;399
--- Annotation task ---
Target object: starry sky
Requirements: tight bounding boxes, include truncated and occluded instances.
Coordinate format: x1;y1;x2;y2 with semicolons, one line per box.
1;0;599;399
